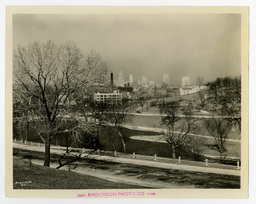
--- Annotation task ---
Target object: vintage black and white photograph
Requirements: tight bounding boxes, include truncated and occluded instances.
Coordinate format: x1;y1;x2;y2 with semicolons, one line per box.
5;6;248;198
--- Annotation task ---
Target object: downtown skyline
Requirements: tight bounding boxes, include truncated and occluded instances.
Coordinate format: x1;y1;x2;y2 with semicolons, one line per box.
13;13;241;85
115;72;170;87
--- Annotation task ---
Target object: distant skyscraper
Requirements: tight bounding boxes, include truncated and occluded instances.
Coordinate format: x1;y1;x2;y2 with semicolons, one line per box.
163;74;170;84
129;74;133;84
182;77;190;86
142;76;148;87
149;81;155;87
119;71;125;87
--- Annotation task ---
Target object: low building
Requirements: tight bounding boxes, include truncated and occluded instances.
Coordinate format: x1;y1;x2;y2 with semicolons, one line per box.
117;86;133;99
179;85;208;95
94;91;122;105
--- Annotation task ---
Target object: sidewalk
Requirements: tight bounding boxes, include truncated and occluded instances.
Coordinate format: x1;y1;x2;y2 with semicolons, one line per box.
13;142;240;176
87;154;240;176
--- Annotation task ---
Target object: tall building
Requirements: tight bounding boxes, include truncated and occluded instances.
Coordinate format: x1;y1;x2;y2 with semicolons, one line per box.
149;81;155;87
118;71;125;87
182;77;190;86
129;74;133;84
141;76;148;87
163;74;170;85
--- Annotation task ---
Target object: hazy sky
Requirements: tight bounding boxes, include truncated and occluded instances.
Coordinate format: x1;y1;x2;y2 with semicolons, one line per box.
13;14;241;85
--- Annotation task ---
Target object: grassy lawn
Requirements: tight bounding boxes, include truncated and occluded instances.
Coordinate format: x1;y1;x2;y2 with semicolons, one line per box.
126;115;241;140
13;157;148;189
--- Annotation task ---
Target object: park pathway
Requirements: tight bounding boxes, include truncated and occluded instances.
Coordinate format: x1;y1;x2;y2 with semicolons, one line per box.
13;142;240;176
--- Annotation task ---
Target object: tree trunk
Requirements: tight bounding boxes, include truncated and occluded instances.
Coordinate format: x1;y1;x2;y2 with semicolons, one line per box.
116;129;126;153
217;137;226;153
66;134;69;153
44;135;51;167
172;143;176;159
25;121;30;141
122;140;126;153
112;143;116;152
93;137;99;151
219;143;225;153
94;126;100;150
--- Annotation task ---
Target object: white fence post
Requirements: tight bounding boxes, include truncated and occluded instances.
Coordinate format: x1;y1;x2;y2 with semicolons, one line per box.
154;154;157;161
178;156;181;164
237;161;240;169
206;159;208;166
114;151;117;157
133;152;136;159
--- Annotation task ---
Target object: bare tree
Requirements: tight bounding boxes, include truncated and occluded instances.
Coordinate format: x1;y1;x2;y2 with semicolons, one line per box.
205;117;231;153
13;41;107;167
188;126;206;161
13;88;34;142
107;103;131;153
122;97;138;112
88;101;109;150
136;95;148;112
207;76;241;131
197;89;207;109
221;77;241;132
197;76;204;90
161;101;197;159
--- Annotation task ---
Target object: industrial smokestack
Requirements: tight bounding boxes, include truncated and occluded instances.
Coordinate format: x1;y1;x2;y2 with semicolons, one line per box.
110;73;113;92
